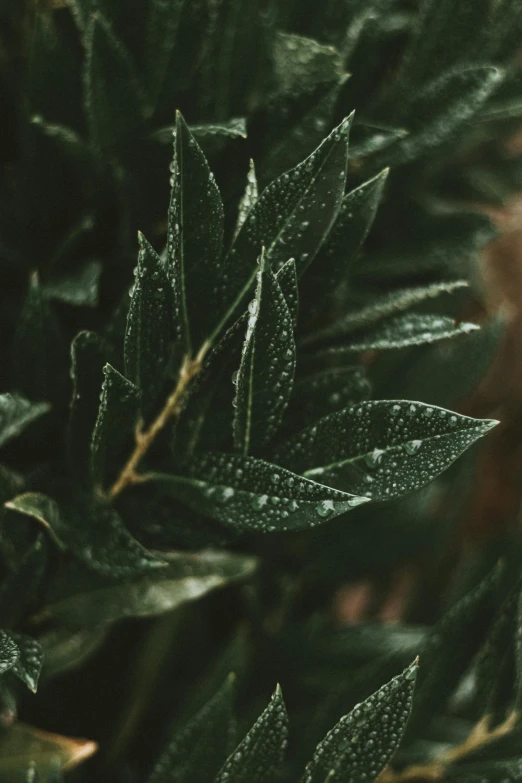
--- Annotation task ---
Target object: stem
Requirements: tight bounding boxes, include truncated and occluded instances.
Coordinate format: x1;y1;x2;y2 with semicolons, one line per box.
107;342;209;501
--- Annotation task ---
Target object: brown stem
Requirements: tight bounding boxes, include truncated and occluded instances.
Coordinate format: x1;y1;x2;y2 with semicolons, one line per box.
107;342;209;501
378;712;519;783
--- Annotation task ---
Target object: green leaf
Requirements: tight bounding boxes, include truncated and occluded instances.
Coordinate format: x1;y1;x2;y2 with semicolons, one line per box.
233;257;296;454
148;675;236;783
43;261;102;308
0;722;97;782
274;401;497;501
219;116;352;334
315;314;479;354
124;232;175;418
190;119;247;140
84;13;145;155
5;492;163;578
90;363;140;490
0;631;20;675
215;685;288;783
272;32;344;97
167;111;225;353
302;660;418;783
0;394;49;450
299;169;388;323
9;633;43;693
276;258;298;328
150;452;369;533
234;160;258;241
304;280;469;344
145;0;186;112
45;550;257;626
288;367;371;431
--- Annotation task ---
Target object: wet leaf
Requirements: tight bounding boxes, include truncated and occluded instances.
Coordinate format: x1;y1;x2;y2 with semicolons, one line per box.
149;451;369;533
233;257;296;453
0;631;20;675
6;492;164;577
9;632;44;693
45;550;257;626
0;394;50;450
167;112;225;353
90;363;140;490
234;160;258;241
274;401;497;501
302;660;418;783
124;232;175;418
276;258;298;329
215;685;288;783
148;675;236;783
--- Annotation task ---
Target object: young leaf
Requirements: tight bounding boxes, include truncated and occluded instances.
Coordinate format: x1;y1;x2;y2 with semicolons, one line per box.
167;112;225;353
302;660;418;783
300;169;388;322
233;258;296;454
304;280;469;344
215;685;288;783
9;632;44;693
148;675;236;783
274;401;498;501
90;363;140;489
149;452;369;533
43;261;102;308
45;550;257;626
84;13;145;155
0;722;97;780
68;331;111;480
145;0;186;111
0;631;20;675
276;258;298;328
219;116;352;334
234;160;258;241
124;232;175;418
6;492;164;578
315;314;478;354
0;394;49;450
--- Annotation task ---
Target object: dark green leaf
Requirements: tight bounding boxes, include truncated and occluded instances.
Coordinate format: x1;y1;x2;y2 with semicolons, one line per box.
0;631;20;675
43;261;102;308
300;169;388;322
6;492;163;578
90;363;140;490
233;257;296;453
45;550;257;626
315;314;479;354
150;452;369;533
234;160;258;241
124;232;175;418
274;401;497;501
272;32;344;97
0;394;49;450
215;685;288;783
302;660;418;783
9;633;43;693
84;13;145;155
276;258;298;328
167;112;225;353
148;675;236;783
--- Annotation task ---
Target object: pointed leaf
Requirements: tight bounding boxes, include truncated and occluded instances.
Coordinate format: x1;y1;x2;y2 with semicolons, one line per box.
274;401;498;501
45;550;257;626
234;160;258;241
215;685;288;783
6;492;163;578
124;233;175;418
43;261;102;308
0;722;97;781
219;116;352;335
272;32;344;96
0;395;49;450
302;661;418;783
85;13;145;155
190;118;247;141
0;631;20;675
167;112;225;353
150;452;369;533
9;633;43;693
90;363;140;490
276;258;298;328
148;675;236;783
233;259;296;453
316;314;479;354
300;169;388;321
